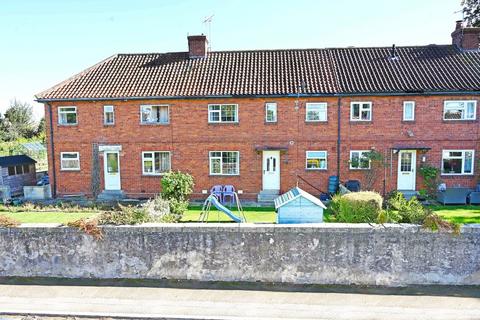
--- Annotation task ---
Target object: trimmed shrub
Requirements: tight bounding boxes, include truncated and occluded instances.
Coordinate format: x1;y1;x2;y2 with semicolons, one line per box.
331;191;383;223
67;218;103;240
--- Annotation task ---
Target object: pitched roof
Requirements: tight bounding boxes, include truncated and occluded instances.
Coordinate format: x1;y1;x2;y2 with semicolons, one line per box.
274;187;327;209
36;45;480;101
0;155;36;167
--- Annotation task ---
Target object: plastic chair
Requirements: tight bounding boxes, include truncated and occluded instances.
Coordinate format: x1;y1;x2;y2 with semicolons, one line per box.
210;185;223;202
223;185;236;205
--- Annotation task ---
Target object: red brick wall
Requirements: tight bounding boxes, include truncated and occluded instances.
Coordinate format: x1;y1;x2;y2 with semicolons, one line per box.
44;95;479;199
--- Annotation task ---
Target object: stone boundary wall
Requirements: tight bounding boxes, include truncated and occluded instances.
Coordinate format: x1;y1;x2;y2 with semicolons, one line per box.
0;223;479;286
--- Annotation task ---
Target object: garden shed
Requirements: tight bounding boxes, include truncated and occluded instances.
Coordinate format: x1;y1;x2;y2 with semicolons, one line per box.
0;155;37;197
274;187;326;224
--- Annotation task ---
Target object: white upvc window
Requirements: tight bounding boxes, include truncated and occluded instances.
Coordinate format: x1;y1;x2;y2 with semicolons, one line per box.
60;152;80;171
142;151;171;175
209;151;239;175
305;103;327;122
443;101;476;120
58;106;77;125
265;103;277;123
349;150;371;169
306;151;327;170
441;150;474;175
104;105;114;125
403;101;415;121
350;102;372;121
208;104;238;123
140;105;169;124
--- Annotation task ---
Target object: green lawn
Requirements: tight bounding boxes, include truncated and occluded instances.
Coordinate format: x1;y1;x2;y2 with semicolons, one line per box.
2;211;97;224
429;205;480;224
182;206;276;223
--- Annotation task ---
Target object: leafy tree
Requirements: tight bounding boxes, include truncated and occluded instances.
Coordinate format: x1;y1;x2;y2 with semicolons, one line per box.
462;0;480;27
35;117;46;142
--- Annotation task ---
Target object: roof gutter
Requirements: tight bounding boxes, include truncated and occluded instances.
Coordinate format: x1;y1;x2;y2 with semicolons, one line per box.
35;91;480;103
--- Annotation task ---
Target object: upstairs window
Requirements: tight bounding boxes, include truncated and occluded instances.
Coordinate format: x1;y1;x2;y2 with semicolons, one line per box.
265;103;277;123
306;151;327;170
209;151;239;175
350;150;371;169
403;101;415;121
60;152;80;171
104;105;115;125
140;105;169;124
443;101;476;120
441;150;474;175
142;151;171;175
208;104;238;123
58;106;77;125
350;102;372;121
306;103;327;122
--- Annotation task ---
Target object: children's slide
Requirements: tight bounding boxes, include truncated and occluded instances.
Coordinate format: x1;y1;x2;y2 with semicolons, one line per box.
207;195;243;222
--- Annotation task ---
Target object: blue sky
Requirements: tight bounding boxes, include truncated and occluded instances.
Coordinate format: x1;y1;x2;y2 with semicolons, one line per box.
0;0;462;119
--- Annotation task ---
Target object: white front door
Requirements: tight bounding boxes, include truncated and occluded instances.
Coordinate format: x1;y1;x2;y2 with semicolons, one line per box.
397;150;416;190
262;151;280;190
104;151;121;190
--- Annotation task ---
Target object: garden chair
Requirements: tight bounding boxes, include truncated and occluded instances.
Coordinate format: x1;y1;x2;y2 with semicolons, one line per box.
210;185;223;203
223;185;236;206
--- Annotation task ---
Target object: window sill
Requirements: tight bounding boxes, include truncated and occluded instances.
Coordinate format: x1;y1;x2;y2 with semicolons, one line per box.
401;120;416;124
58;123;78;126
208;122;240;126
305;121;328;124
349;120;372;124
440;173;474;177
209;174;240;177
349;168;371;170
305;168;328;171
142;174;167;177
442;120;477;123
140;122;170;126
264;121;278;125
103;123;115;127
60;169;80;172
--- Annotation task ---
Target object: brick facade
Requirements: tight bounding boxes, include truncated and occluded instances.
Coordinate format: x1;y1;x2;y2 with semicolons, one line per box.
44;94;479;200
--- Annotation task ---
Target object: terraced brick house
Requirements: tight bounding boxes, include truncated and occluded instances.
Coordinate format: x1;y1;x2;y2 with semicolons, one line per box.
36;21;480;201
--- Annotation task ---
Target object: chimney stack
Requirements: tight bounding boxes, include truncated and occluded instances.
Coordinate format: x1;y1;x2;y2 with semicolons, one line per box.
188;35;208;59
451;20;480;50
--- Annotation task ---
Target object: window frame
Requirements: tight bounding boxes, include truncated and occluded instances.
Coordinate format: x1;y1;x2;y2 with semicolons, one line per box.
305;103;328;122
207;104;239;123
58;106;78;125
403;101;415;121
140;105;170;125
209;151;240;176
305;150;328;170
103;105;115;125
60;152;80;171
441;149;475;176
349;150;372;170
350;102;372;122
265;102;277;123
443;100;477;121
141;151;171;176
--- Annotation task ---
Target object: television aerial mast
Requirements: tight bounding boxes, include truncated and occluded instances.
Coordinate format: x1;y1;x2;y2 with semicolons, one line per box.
203;14;214;52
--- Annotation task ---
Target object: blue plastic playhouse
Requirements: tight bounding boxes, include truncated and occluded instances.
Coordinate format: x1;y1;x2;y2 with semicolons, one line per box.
274;187;326;224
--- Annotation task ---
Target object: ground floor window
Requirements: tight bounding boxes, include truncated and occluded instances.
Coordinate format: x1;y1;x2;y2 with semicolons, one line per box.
60;152;80;170
209;151;239;175
7;164;31;176
142;151;171;175
441;150;474;175
350;150;371;169
306;151;327;170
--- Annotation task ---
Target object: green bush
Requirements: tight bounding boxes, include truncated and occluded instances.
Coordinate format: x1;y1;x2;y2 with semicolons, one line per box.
331;191;384;223
386;191;428;224
98;205;150;225
161;171;194;201
161;171;194;217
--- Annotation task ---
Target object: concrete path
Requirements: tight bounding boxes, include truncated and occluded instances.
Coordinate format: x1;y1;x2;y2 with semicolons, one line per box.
0;284;479;320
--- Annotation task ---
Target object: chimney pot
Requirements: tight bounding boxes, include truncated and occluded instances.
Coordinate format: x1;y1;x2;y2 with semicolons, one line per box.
188;34;208;59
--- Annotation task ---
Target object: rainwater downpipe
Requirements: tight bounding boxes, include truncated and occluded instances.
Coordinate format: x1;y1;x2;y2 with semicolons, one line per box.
336;97;342;185
46;102;57;198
